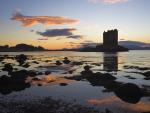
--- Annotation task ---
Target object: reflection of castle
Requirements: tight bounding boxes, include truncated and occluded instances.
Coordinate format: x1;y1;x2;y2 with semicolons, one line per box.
103;53;118;72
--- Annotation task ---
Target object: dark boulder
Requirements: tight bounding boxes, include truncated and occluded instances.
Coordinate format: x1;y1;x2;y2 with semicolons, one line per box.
32;77;41;81
59;83;68;86
2;63;13;74
85;72;117;88
37;72;43;75
63;57;70;64
32;61;39;64
56;60;62;66
144;77;150;80
81;65;93;76
0;56;4;62
28;70;37;77
10;70;28;80
45;71;51;75
81;70;93;77
15;54;27;65
38;84;42;86
84;65;91;71
68;70;74;74
23;63;30;68
81;71;116;82
0;75;12;85
91;72;116;81
72;61;83;66
115;83;142;103
0;74;31;95
143;71;150;78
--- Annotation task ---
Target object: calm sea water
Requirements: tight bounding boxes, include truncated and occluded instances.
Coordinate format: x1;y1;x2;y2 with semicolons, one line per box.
0;50;150;113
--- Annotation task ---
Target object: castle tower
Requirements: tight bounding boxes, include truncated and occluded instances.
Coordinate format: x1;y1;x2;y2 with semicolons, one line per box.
103;29;118;47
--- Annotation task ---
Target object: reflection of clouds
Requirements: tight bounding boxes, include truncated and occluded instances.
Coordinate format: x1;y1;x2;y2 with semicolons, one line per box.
26;75;74;86
87;96;150;112
88;96;118;105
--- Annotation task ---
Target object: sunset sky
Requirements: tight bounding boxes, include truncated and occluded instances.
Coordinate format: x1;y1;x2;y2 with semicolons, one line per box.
0;0;150;49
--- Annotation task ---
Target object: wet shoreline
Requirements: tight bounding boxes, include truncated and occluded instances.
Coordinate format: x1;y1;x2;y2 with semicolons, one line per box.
0;51;150;113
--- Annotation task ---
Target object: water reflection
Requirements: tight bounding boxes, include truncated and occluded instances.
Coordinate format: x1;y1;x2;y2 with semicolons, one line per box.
0;74;74;95
88;96;150;113
103;52;118;73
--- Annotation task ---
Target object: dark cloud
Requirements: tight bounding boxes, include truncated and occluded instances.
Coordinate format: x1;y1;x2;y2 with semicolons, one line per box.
81;40;95;43
37;37;48;41
67;35;83;39
11;12;79;27
69;42;78;44
36;28;76;37
36;28;84;39
79;40;99;48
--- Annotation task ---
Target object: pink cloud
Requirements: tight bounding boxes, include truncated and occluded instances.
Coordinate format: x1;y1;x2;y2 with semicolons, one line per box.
11;12;79;27
89;0;129;4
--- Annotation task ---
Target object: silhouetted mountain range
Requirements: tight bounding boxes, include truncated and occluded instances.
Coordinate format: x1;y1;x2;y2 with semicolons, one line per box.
79;41;150;50
119;41;150;50
0;44;46;52
0;41;149;52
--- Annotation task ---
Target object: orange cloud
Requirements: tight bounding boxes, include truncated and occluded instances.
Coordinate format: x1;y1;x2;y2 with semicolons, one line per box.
89;0;129;4
11;12;79;27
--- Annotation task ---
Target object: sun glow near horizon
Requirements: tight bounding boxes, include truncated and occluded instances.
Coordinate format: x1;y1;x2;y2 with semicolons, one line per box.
0;0;150;49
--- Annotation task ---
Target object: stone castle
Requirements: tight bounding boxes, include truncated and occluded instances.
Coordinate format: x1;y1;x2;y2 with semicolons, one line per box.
81;29;129;52
97;29;129;52
103;29;118;47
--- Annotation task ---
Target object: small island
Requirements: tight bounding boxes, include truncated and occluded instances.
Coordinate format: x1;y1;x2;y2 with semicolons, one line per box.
81;29;129;52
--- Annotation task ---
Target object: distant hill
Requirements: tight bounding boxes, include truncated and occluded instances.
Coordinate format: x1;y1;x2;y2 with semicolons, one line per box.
0;41;149;52
119;41;150;47
78;41;150;50
0;44;46;52
119;41;150;50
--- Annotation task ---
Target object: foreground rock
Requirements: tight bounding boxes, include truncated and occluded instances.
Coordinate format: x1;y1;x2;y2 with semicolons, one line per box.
124;65;150;71
0;56;4;62
56;60;62;65
90;72;116;81
10;70;37;79
72;61;83;66
115;83;143;104
0;74;30;95
80;65;116;81
45;71;51;75
65;66;150;104
23;63;30;68
2;63;13;74
0;68;39;95
10;70;29;80
143;71;150;78
142;71;150;80
63;57;71;64
15;54;27;66
81;65;93;76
